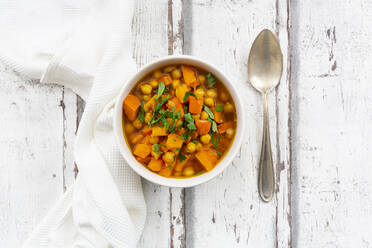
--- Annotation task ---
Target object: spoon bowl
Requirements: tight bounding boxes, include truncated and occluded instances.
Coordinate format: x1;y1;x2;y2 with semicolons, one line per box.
248;29;283;202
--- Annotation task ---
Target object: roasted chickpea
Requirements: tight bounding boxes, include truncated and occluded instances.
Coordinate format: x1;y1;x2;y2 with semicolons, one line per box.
219;91;229;102
195;88;205;98
183;167;195;177
144;112;152;123
143;94;151;101
125;123;135;134
204;97;214;107
171;69;181;79
226;128;235;139
172;79;181;89
133;119;143;129
198;74;206;84
185;142;196;153
196;142;203;151
140;84;152;95
200;111;209;120
153;70;162;78
164;66;176;73
149;80;158;88
163;152;175;164
206;89;217;98
149;135;159;144
200;134;211;144
224;102;234;113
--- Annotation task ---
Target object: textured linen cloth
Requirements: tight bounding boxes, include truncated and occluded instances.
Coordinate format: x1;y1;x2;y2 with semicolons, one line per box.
0;0;147;247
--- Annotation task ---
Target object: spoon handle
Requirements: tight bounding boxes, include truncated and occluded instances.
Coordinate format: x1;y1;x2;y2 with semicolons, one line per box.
258;93;275;202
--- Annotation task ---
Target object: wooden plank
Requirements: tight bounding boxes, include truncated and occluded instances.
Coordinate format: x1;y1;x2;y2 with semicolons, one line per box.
291;0;372;247
133;0;185;247
0;62;77;247
184;1;290;247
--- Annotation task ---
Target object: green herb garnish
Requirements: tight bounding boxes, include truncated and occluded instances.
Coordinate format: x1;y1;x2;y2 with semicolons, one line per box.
211;133;220;148
206;72;216;88
212;120;218;132
154;144;163;154
183;91;197;103
137;101;145;123
178;152;186;162
184;113;197;131
214;149;223;155
204;105;214;119
191;139;198;144
215;105;224;112
156;81;165;100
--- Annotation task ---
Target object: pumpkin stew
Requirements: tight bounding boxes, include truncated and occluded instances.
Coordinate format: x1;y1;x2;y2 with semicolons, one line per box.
122;65;237;178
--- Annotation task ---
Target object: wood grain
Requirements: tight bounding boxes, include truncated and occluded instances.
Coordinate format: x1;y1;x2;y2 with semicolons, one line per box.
291;0;372;247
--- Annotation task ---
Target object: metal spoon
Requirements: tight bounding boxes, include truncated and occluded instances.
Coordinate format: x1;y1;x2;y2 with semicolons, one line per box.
248;29;283;202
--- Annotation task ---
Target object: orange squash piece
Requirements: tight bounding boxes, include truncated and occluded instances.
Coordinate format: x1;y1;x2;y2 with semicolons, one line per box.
181;66;199;89
148;159;163;172
142;126;152;135
188;96;203;114
175;156;189;172
131;133;144;144
168;97;184;117
159;167;173;177
213;107;224;123
217;121;234;133
133;144;152;159
166;134;183;149
176;84;189;103
157;74;172;86
195;148;218;171
123;94;141;121
195;119;211;135
152;126;167;136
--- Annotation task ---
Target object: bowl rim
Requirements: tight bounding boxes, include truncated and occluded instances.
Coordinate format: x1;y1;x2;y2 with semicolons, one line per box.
113;55;245;187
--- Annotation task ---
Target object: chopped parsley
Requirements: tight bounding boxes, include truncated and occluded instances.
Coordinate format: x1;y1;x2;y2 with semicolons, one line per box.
154;144;163;154
204;105;214;119
215;105;224;112
178;152;186;162
184;113;196;130
211;133;220;148
206;72;216;88
137;101;145;123
183;91;197;102
211;120;218;132
156;81;165;100
214;149;223;156
191;139;198;144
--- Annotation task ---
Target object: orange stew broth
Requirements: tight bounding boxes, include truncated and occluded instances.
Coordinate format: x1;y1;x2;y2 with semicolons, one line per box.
122;64;237;178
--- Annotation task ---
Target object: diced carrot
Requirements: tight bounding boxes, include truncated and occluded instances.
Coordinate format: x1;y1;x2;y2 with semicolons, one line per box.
157;74;172;86
166;134;183;149
176;84;189;103
175;156;189;172
142;126;152;135
195;148;218;171
213;107;224;123
131;133;144;144
144;95;157;112
148;159;163;172
159;167;173;177
188;96;203;114
195;119;211;135
217;121;234;133
133;144;152;159
152;126;167;136
168;97;184;117
181;66;199;89
123;94;141;121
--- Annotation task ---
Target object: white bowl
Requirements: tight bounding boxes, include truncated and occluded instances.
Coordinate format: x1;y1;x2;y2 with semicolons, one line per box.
114;55;245;187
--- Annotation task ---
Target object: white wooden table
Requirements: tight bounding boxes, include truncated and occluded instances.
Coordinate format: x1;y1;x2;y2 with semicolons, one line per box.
1;0;372;247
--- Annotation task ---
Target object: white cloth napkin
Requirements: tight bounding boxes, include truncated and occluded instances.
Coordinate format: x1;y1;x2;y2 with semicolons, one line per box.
0;0;147;247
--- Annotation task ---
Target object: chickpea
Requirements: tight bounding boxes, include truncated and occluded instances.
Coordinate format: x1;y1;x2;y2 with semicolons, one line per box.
185;142;196;153
226;128;235;139
133;119;143;129
149;80;158;88
192;114;200;120
144;112;152;123
196;142;203;151
200;134;211;144
224;102;234;113
183;167;195;177
176;119;183;128
153;70;162;78
200;111;209;120
149;135;159;144
204;97;214;107
172;79;181;89
143;94;151;101
140;84;152;95
219;91;229;102
195;88;205;98
151;150;161;160
163;152;175;164
198;74;206;84
164;66;176;73
171;69;181;79
125;123;135;134
206;89;217;98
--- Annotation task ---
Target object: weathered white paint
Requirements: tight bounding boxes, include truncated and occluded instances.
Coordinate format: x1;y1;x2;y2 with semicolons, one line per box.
291;0;372;247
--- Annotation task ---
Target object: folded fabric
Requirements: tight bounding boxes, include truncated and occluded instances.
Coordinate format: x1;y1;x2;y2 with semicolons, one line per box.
0;0;147;247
